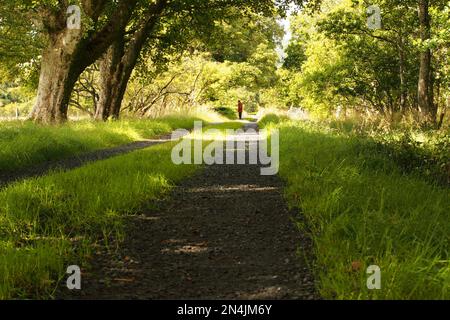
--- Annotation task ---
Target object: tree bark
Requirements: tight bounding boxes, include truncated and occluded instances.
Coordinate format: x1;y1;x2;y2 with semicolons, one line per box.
95;0;168;120
417;0;435;122
30;0;138;124
96;38;126;120
95;31;145;121
398;34;407;113
30;31;82;123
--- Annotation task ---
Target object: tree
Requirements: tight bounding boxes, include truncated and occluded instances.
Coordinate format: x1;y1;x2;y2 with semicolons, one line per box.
120;10;285;117
283;15;310;70
95;0;169;120
0;0;320;123
317;0;418;115
29;0;140;123
0;1;44;87
417;0;433;121
95;0;292;120
288;0;448;122
0;0;140;123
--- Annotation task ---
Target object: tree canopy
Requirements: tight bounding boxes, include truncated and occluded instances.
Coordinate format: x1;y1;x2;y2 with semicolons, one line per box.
0;0;448;125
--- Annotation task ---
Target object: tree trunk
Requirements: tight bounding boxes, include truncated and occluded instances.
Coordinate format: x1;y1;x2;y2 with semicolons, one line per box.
95;37;140;121
30;0;138;124
96;39;126;120
398;34;407;113
30;31;83;123
96;0;168;120
417;0;435;122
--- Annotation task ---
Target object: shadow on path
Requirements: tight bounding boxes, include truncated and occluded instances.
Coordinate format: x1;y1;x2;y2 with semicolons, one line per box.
60;123;317;299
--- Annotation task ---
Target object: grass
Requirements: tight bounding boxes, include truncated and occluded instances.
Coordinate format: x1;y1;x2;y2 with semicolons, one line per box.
263;118;450;299
213;106;238;120
0;115;203;173
326;118;450;185
0;121;241;299
257;113;288;128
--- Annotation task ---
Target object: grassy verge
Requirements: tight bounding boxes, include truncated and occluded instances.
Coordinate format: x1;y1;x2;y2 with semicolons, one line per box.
261;116;450;299
0;115;202;173
0;121;240;299
326;118;450;186
213;106;238;120
257;113;288;128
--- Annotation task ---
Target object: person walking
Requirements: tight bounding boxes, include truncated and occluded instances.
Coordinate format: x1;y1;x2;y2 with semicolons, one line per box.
237;100;243;120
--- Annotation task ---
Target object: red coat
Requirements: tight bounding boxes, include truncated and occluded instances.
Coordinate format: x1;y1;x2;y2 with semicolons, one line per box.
238;102;243;113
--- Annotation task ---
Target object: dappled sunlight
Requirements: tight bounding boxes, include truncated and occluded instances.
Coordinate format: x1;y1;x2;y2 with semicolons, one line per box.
187;185;278;193
184;130;267;143
133;215;161;222
162;242;209;255
0;135;199;298
2;0;448;301
240;286;285;300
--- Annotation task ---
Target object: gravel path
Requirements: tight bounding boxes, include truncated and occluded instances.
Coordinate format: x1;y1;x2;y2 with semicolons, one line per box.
59;123;317;300
0;133;181;188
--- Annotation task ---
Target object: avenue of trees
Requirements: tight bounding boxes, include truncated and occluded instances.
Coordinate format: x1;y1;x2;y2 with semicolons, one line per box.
281;0;450;126
0;0;449;126
0;0;309;123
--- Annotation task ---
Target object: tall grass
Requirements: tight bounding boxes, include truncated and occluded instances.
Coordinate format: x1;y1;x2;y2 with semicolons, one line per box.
268;119;450;299
0;116;202;173
258;113;288;128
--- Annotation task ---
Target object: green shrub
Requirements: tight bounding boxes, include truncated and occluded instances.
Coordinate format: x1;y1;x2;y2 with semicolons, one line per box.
258;113;288;128
213;106;237;120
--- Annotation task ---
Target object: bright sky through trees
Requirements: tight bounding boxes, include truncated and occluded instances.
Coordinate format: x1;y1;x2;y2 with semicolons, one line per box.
277;5;296;60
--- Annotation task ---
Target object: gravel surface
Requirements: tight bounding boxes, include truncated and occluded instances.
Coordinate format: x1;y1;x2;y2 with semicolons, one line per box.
58;123;318;300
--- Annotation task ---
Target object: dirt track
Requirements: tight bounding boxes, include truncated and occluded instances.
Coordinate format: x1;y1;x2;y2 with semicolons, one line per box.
58;123;317;299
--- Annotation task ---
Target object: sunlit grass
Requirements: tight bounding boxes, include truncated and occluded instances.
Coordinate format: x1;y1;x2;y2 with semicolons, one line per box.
0;115;203;173
270;120;450;299
188;121;247;141
0;121;242;299
0;141;197;299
